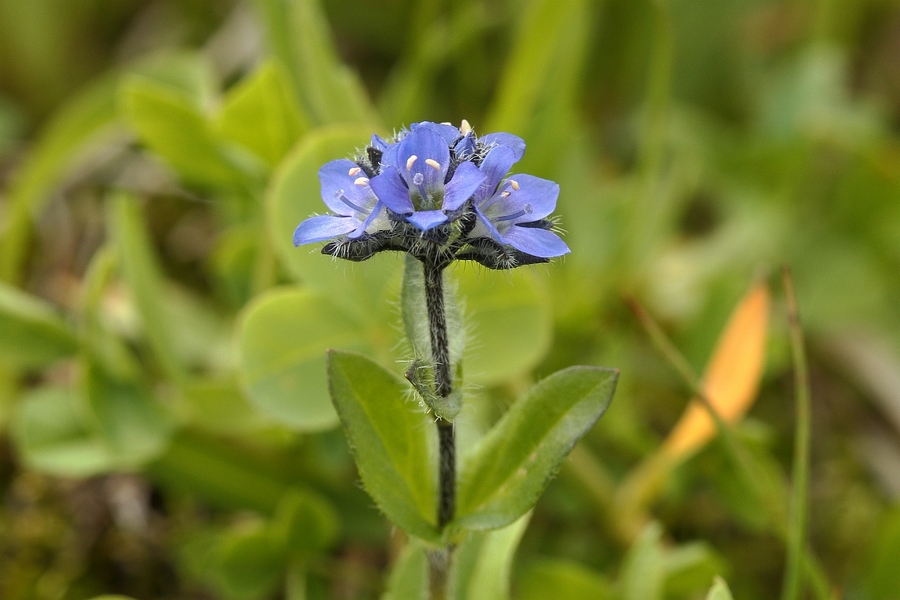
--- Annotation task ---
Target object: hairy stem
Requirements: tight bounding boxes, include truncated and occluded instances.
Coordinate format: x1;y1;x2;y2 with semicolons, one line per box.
423;261;456;529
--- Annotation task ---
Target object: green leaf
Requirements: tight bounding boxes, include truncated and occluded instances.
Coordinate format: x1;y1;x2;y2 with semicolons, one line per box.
255;0;378;126
83;362;175;468
381;542;428;600
270;488;340;556
238;287;369;431
11;385;118;477
267;125;402;322
705;577;734;600
455;366;618;529
450;513;531;600
217;520;285;599
0;73;119;283
182;378;270;435
0;282;79;368
617;523;666;600
455;267;553;386
216;59;309;167
108;192;184;383
120;77;246;189
516;559;612;600
147;431;289;514
327;350;438;541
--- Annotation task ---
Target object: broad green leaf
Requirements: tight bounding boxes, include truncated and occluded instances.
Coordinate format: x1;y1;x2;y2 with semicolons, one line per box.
0;73;118;283
270;487;340;556
238;287;369;431
216;59;309;167
283;0;378;125
516;559;612;600
456;366;618;529
108;192;184;382
450;513;531;600
381;542;428;600
617;523;666;600
0;282;79;368
11;385;118;477
182;378;269;435
148;431;289;513
120;77;245;189
217;521;285;599
267;125;402;322
327;350;438;541
454;266;553;386
705;577;734;600
663;542;727;599
83;363;175;468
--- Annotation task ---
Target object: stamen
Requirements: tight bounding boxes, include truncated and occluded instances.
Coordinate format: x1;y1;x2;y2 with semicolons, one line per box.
441;122;452;126
460;119;472;135
425;158;441;171
509;179;520;190
496;204;533;222
353;177;369;186
406;155;418;171
337;193;367;213
500;191;511;198
348;167;362;176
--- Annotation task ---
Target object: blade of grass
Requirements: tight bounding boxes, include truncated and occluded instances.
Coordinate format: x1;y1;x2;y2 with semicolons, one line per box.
624;293;832;599
781;266;811;600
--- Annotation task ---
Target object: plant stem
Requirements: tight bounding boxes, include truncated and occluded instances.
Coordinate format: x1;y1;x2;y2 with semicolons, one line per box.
422;261;456;530
423;260;456;599
781;266;811;600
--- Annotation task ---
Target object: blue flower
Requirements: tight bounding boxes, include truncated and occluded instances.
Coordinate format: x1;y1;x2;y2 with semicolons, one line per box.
369;125;485;231
292;120;569;268
292;158;388;245
470;144;570;258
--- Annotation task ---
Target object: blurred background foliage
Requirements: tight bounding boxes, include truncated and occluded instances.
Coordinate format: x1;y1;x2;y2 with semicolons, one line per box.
1;0;900;598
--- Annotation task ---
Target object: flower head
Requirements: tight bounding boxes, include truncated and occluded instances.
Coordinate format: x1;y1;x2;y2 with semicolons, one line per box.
292;120;569;269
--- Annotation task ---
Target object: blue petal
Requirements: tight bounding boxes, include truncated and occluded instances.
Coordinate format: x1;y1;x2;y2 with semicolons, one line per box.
371;134;389;151
443;162;486;211
407;210;448;231
503;174;559;221
414;122;460;145
476;146;516;201
455;132;476;158
349;202;386;239
369;166;414;214
474;205;505;245
501;226;570;258
480;132;526;161
397;127;449;194
318;159;370;216
293;215;357;245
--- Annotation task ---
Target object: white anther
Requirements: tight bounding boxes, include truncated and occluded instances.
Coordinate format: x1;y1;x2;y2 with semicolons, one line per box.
406;155;418;170
425;158;441;171
348;167;362;176
509;179;520;190
501;191;511;198
460;119;472;135
353;177;369;186
441;122;452;126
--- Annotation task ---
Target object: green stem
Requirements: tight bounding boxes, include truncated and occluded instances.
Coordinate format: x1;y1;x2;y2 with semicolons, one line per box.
422;260;456;599
781;266;811;600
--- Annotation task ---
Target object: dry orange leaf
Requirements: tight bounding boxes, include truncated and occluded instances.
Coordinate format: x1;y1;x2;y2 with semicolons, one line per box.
661;282;771;459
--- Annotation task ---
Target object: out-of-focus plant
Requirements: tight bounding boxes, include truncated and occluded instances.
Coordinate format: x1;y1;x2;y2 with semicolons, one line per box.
2;0;900;598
